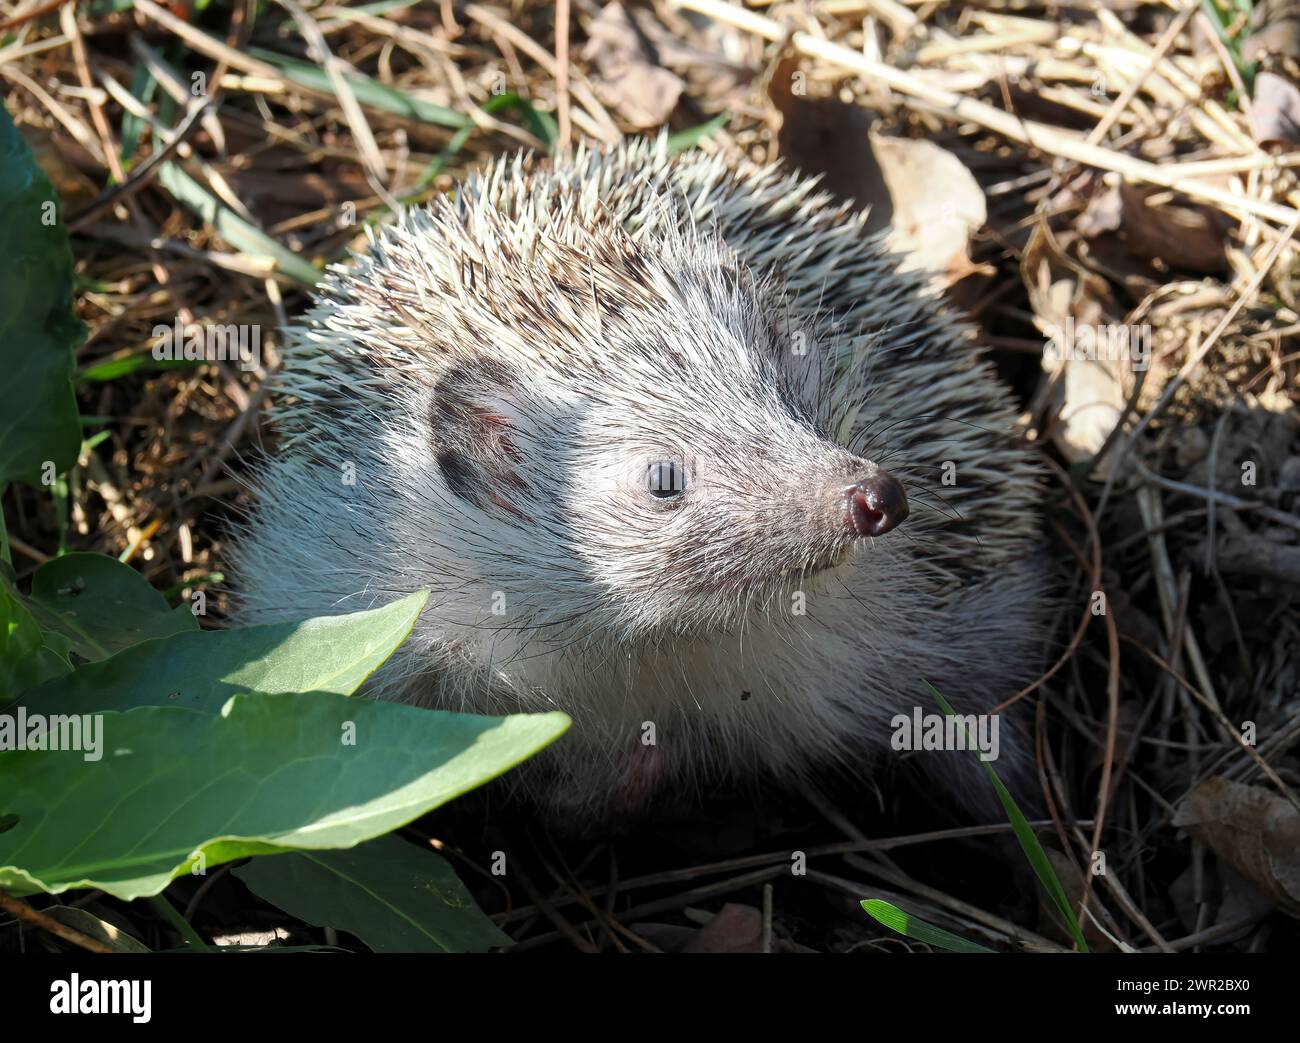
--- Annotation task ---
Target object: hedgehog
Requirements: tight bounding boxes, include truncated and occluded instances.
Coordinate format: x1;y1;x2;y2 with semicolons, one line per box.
232;137;1053;824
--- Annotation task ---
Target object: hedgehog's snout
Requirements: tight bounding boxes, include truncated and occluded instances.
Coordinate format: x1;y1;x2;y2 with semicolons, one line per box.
844;471;909;538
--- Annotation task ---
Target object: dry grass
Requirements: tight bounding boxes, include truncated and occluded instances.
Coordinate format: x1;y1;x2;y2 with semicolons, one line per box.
3;0;1298;952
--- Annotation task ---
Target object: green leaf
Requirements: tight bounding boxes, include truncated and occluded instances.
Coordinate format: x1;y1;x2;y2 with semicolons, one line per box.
924;680;1090;953
0;540;158;698
78;353;202;383
156;162;321;285
1197;0;1256;90
120;64;159;166
149;892;209;951
396;93;554;205
247;48;469;130
0;574;72;698
0;102;84;488
352;0;421;13
161;571;223;600
496;93;557;151
22;591;430;715
0;694;569;899
40;905;153;952
860;899;994;953
666;114;731;155
235;834;510;953
24;552;197;662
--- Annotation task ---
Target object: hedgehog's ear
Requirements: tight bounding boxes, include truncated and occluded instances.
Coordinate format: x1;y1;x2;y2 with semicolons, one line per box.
428;357;532;512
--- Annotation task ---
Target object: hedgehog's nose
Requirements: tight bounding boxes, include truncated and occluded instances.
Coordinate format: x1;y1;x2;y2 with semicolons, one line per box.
845;472;909;538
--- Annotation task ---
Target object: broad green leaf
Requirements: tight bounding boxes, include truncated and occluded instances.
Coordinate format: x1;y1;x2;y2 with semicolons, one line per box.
0;103;83;487
0;693;570;899
860;899;994;953
925;680;1090;953
0;575;72;698
25;552;197;662
22;591;429;715
235;834;510;953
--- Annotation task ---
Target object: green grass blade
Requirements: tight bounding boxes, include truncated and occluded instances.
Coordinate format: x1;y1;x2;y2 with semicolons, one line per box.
79;353;203;383
924;680;1089;952
860;899;994;953
156;162;321;285
247;48;470;130
401;92;553;201
479;91;559;148
352;0;422;14
667;113;731;154
149;893;211;951
120;64;158;167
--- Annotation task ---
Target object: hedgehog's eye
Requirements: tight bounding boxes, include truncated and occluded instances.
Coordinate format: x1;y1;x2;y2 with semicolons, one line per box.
647;460;688;499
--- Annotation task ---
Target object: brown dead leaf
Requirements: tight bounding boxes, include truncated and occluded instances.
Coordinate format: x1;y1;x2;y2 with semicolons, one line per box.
1077;182;1231;276
871;132;989;285
1036;847;1119;951
1249;70;1300;146
768;56;885;217
18;124;100;210
768;58;987;288
1168;860;1274;935
679;903;766;953
1204;520;1300;583
1021;220;1129;467
582;2;684;130
1244;0;1300;143
1173;777;1300;915
629;3;755;97
1280;455;1300;491
1104;573;1166;653
1244;0;1300;66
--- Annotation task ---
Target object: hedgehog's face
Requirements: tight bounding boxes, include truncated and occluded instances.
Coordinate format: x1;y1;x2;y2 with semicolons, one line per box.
421;254;910;640
574;262;912;637
565;385;911;637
